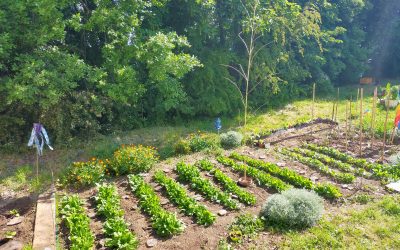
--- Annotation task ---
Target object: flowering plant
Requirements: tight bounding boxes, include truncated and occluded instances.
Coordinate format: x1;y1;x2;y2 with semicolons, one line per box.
110;145;158;175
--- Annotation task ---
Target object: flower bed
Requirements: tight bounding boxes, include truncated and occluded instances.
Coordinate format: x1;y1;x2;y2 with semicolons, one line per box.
154;171;216;226
175;162;239;210
195;159;256;206
128;175;184;237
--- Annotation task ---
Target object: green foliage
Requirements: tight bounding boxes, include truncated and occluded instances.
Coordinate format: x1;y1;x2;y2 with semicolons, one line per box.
59;195;95;250
110;145;158;176
128;174;184;237
153;171;216;226
196;159;256;205
230;153;314;189
94;183;139;249
280;148;356;184
216;156;290;192
228;213;264;243
174;139;191;155
175;162;239;210
220;131;243;149
305;144;400;182
174;131;217;155
62;159;106;188
261;189;324;229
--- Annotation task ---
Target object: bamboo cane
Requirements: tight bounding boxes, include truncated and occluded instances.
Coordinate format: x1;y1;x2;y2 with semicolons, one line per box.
345;101;349;151
371;87;377;147
36;151;39;183
312;83;316;120
356;88;359;115
381;95;390;161
359;88;363;157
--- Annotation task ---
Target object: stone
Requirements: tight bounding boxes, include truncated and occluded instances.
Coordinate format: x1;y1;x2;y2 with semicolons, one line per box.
276;162;285;167
7;216;24;226
88;212;96;218
206;173;214;177
386;181;400;192
194;195;203;201
0;240;24;250
131;205;138;210
259;155;266;159
160;200;168;205
341;184;349;189
310;176;319;182
218;209;227;216
146;239;158;248
163;169;171;173
231;194;238;199
122;195;130;199
138;173;149;177
347;186;354;190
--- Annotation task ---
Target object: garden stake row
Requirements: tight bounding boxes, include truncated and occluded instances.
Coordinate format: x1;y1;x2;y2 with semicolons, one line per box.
359;88;363;157
345;100;349;151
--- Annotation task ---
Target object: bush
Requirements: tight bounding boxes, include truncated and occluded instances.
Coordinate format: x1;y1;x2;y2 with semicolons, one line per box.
110;145;158;176
174;139;191;155
261;189;324;228
220;131;243;149
63;159;106;187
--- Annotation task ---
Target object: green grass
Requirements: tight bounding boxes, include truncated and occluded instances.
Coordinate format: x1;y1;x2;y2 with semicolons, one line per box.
281;195;400;249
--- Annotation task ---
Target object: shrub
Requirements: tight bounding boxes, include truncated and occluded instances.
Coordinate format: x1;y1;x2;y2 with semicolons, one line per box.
174;139;191;155
261;189;324;228
110;145;158;176
220;131;243;149
63;159;106;187
188;131;215;152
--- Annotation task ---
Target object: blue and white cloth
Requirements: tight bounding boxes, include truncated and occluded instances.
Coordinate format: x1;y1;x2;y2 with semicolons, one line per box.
27;123;53;155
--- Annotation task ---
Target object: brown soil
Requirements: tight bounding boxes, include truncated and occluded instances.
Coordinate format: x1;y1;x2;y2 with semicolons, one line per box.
0;195;36;246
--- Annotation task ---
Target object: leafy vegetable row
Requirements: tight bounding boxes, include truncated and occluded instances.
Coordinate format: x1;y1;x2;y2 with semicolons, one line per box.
216;156;290;192
153;171;216;226
195;159;257;205
95;183;139;249
59;195;95;250
305;144;400;181
217;156;342;199
280;148;355;184
128;175;185;237
294;147;368;177
176;162;239;210
229;152;314;189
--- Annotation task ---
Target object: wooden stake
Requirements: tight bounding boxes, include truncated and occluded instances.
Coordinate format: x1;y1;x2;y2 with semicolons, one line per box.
390;126;396;144
312;83;316;121
36;151;39;183
335;88;340;122
345;101;349;151
359;88;363;157
349;95;353;135
381;95;390;161
371;87;377;147
356;88;359;115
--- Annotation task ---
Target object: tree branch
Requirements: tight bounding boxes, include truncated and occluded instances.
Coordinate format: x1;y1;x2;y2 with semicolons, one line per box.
224;77;245;106
220;64;247;80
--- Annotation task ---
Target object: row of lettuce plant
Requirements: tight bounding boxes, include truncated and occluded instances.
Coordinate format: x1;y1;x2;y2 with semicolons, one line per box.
280;148;355;184
229;153;314;189
153;171;216;226
128;175;185;237
293;147;369;177
59;195;95;250
218;156;342;199
216;156;290;192
175;162;239;210
195;159;257;205
305;144;400;182
94;183;139;249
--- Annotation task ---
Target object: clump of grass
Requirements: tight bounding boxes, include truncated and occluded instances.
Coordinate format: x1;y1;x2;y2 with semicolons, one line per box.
228;213;264;243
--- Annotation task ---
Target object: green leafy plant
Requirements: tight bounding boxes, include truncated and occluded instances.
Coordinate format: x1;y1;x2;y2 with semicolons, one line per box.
128;175;184;237
175;162;239;210
94;183;139;249
9;209;20;217
220;131;243;149
280;148;355;184
174;139;191;155
216;156;290;192
196;159;256;205
305;144;400;182
154;171;216;226
261;189;324;229
295;147;367;176
59;195;95;250
110;145;158;176
5;230;16;239
230;153;314;189
228;213;264;243
62;158;106;187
